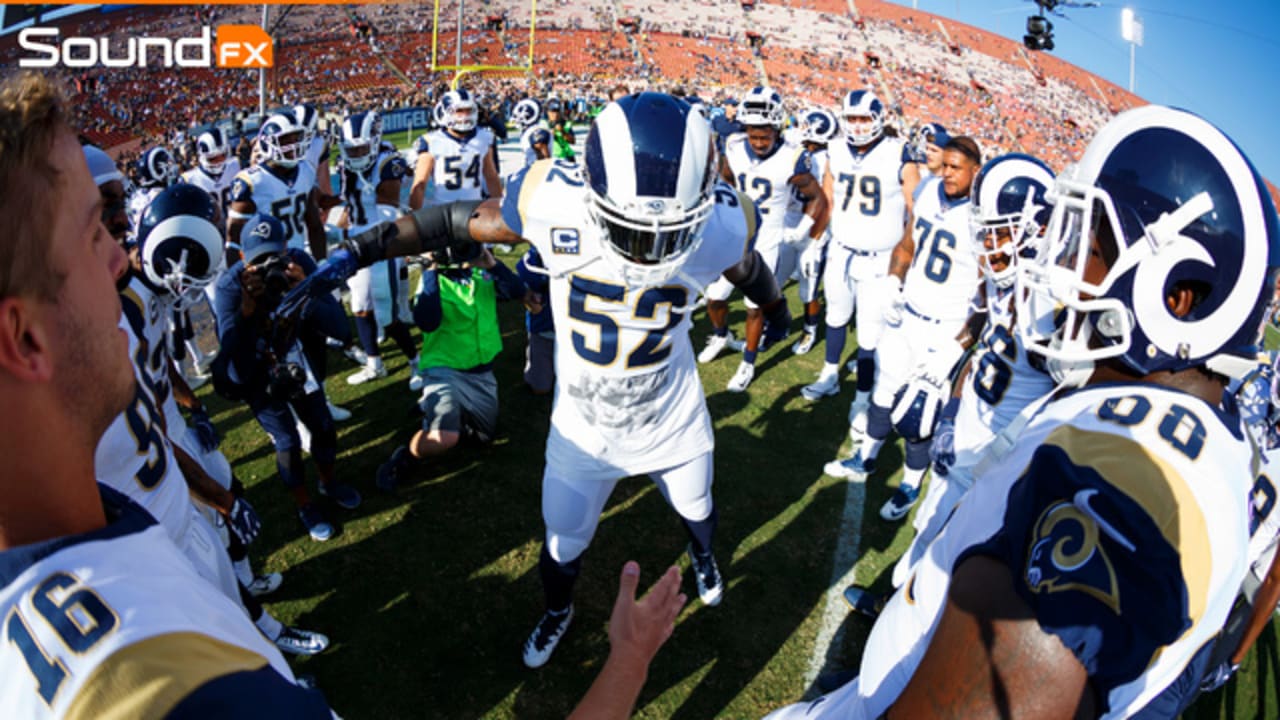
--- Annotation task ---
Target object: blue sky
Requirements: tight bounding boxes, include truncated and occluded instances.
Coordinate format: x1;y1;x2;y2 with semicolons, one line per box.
897;1;1280;182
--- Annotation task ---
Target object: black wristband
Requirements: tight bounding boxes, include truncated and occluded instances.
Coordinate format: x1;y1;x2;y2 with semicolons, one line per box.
342;221;400;268
409;200;482;254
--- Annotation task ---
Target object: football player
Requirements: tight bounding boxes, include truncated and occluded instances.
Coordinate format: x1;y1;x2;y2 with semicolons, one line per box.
698;86;828;392
126;144;178;231
512;97;552;169
901;121;948;214
789;106;839;355
800;90;908;409
766;105;1280;720
824;137;984;523
0;74;330;716
227;111;327;260
325;92;792;669
336;110;418;385
409;89;501;211
181;125;241;222
106;184;330;656
844;153;1057;616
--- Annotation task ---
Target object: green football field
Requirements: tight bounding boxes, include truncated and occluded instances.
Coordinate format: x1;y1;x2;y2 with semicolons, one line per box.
203;265;1280;719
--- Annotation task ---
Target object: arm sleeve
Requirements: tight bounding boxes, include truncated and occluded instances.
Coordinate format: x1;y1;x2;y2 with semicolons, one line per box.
960;435;1196;705
412;269;443;333
211;269;262;385
488;260;528;301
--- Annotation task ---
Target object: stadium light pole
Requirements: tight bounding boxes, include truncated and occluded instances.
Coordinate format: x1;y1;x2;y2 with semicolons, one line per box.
1121;7;1143;93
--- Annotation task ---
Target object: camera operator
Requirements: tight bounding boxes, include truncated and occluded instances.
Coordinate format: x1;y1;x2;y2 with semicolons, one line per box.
213;214;362;542
375;244;532;492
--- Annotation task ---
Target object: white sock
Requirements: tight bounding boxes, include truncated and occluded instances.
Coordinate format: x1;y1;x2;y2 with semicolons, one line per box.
901;466;926;491
233;558;254;587
256;612;283;641
820;362;839;378
853;390;870;407
864;437;886;460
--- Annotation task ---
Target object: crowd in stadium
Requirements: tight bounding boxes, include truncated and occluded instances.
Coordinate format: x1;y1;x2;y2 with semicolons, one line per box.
2;1;1280;718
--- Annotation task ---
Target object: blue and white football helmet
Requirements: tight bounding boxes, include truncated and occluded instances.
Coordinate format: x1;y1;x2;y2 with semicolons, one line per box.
257;112;307;169
840;90;884;146
440;89;478;133
135;184;224;311
799;107;839;145
340;111;382;173
512;98;541;130
136;146;178;189
582;92;718;288
196;127;231;175
971;153;1055;289
1017;105;1280;386
738;86;784;129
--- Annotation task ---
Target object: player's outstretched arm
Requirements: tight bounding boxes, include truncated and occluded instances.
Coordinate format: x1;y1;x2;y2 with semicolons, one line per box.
338;199;522;270
568;562;687;720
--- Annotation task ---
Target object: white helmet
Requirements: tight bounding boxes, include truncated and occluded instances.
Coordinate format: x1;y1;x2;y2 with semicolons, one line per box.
1016;105;1280;386
196;127;231;175
440;89;478;133
256;112;308;169
738;86;784;128
582;92;718;289
970;153;1055;289
340;110;382;173
840;89;884;146
512;98;541;130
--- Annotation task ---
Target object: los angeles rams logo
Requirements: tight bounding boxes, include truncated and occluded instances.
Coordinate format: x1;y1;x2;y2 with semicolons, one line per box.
250;221;272;240
1025;498;1121;614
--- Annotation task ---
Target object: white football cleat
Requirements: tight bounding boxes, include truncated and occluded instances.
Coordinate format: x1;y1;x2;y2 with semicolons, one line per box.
698;331;742;364
726;361;755;392
801;371;840;401
346;358;387;386
791;329;817;355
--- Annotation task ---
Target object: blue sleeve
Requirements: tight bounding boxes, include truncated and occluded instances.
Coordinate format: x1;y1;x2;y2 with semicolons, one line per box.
516;249;548;291
912;177;931;205
288;252;347;339
500;165;531;236
381;156;409;184
165;665;331;719
228;176;253;205
412;269;443;333
212;264;263;387
961;441;1194;708
488;260;527;301
791;150;812;178
413;134;430;154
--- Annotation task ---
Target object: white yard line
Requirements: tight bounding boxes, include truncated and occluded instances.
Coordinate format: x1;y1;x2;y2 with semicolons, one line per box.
803;478;867;689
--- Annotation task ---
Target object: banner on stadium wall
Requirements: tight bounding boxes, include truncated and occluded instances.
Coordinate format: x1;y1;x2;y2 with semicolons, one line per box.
380;107;431;136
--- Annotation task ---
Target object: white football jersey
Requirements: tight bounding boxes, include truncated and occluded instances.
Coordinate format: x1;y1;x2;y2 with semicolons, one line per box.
414;126;496;204
180;158;242;217
724;133;810;247
1249;438;1280;579
824;136;907;252
0;487;309;719
502;158;757;476
775;384;1252;719
228;162;318;252
338;149;410;234
126;186;164;235
951;282;1056;471
901;176;980;323
303;135;329;184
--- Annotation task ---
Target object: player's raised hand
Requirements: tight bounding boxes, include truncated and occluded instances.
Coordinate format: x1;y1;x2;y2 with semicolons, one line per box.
609;562;686;668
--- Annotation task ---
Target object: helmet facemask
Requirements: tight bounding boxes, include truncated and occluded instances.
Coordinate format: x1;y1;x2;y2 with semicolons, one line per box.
588;185;715;289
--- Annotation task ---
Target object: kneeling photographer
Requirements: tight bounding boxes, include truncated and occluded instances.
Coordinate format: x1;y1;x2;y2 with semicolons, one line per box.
213;214;362;542
375;244;532;492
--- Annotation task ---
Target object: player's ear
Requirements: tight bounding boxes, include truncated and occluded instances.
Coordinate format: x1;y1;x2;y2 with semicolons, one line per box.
1166;280;1207;319
0;298;55;383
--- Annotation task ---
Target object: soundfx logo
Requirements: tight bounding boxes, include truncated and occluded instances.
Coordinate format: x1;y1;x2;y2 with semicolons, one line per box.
18;25;273;69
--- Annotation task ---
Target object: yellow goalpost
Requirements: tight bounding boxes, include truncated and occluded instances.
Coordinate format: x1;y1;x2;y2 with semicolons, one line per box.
430;0;538;89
